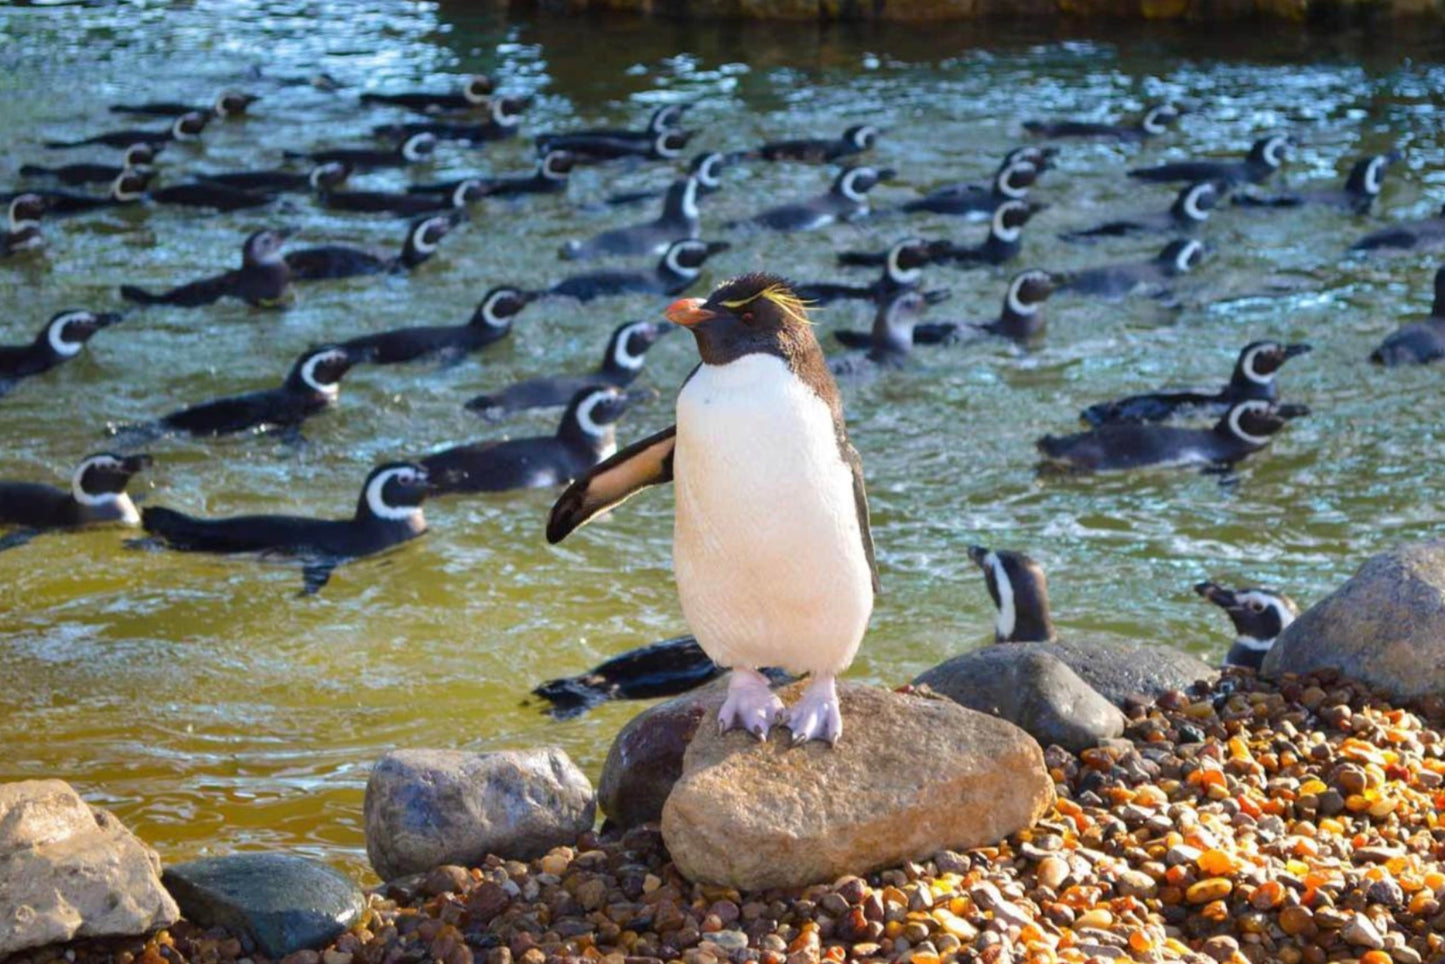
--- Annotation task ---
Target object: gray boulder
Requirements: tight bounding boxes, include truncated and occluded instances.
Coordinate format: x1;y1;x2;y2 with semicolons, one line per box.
0;779;179;958
1264;540;1445;698
365;747;595;881
162;853;364;958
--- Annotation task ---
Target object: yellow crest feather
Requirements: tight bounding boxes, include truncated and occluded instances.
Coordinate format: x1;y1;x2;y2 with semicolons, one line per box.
758;284;816;327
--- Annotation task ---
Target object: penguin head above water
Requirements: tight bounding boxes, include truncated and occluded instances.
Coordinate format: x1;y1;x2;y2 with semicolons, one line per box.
241;227;294;267
8;194;46;232
450;179;488;208
1001;144;1058;172
110;168;152;202
990;199;1043;243
400;132;438;162
286;345;354;397
308;161;352;191
358;461;429;522
464;75;495;105
1173;181;1223;224
491;96;526;127
1345;151;1401;199
1216;399;1310;446
214;90;258;117
843;124;880;152
660;238;729;279
688;151;726;190
122;143;157;168
470;287;535;330
1002;269;1054;318
71;452;152;506
172;111;211;141
1158;238;1206;275
647;103;689;134
994;159;1039;199
870;290;929;359
1231;340;1312;388
559;385;636;450
653;130;691;159
967;545;1056;644
1195;581;1299;669
604;320;666;374
403;213;457;263
665;272;818;367
885;237;932;285
1140;104;1181;136
43;309;122;358
1249;134;1293;171
833;166;894;203
539;150;576;181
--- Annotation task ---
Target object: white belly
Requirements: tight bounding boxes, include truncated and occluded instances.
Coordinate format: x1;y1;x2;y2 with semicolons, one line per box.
673;354;874;675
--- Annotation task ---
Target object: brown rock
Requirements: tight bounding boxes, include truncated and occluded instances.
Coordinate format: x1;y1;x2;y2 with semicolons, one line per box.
660;682;1054;890
598;680;720;830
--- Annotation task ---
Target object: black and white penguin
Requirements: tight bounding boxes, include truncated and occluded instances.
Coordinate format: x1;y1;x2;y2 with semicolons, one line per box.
545;238;729;302
1370;266;1445;365
754;124;880;163
45;111;210;150
1036;399;1310;474
0;453;152;535
358;75;494;114
320;178;484;216
899;158;1040;219
1060;180;1222;241
836;200;1038;270
1194;581;1299;670
547;274;878;745
1080;340;1312;426
289;132;435;170
1129;134;1292;186
25;169;152;217
838;269;1055;349
145;345;354;439
407;150;575;199
532;635;721;719
121;228;293;308
738;166;894;232
422;385;637;494
340;286;534;365
967;546;1055;642
140;461;429;594
1023;104;1181;141
110;90;258;118
534;104;689;161
18;143;158;186
1351;202;1445;252
370;97;526;145
147;177;277;212
0;309;122;397
284;214;455;280
2;195;46;257
828;290;932;375
1235;152;1398;215
561;176;701;260
465;320;666;418
194;161;351;195
796;237;942;306
604;151;729;205
1056;238;1205;300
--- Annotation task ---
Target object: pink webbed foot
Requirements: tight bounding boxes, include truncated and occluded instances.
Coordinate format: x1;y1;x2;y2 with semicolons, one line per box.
718;667;785;740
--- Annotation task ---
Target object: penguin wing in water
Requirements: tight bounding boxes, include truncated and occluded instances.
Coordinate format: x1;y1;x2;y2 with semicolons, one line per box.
546;424;676;542
1080;389;1217;426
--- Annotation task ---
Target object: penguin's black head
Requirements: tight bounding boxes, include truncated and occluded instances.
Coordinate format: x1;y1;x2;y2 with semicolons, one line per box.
834;166;893;202
1003;270;1054;316
123;143;157;167
966;545;1056;643
1345;151;1400;198
242;227;294;267
560;385;635;448
991;199;1041;241
843;124;880;151
1195;581;1298;668
465;75;496;104
648;103;689;134
215;90;258;117
655;130;692;159
666;273;818;366
1434;265;1445;317
43;309;122;357
1141;104;1181;135
451;179;488;207
309;162;351;191
1159;238;1205;275
492;96;526;126
1175;181;1222;223
995;160;1039;199
1249;134;1293;170
472;286;535;328
1235;340;1312;385
540;150;576;180
1002;145;1058;172
111;168;152;202
1219;399;1310;445
401;132;438;162
73;452;152;500
405;213;456;260
885;237;932;283
872;290;929;359
9;194;47;230
287;345;354;395
661;238;729;276
606;320;666;373
173;111;211;140
359;462;429;522
689;151;727;190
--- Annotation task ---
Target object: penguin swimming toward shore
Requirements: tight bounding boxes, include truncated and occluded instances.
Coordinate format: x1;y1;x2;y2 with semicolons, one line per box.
195;161;350;195
340;287;534;365
0;309;121;398
358;75;494;114
547;274;878;745
900;158;1039;219
534;105;689;162
110;90;257;118
1128;134;1291;186
753;124;879;163
560;176;702;260
284;215;455;280
1235;152;1398;215
0;453;152;549
1194;581;1298;670
407;150;574;199
1060;181;1222;242
18;143;158;186
121;228;293;308
794;237;943;307
45;111;210;150
289;132;435;171
1056;238;1205;300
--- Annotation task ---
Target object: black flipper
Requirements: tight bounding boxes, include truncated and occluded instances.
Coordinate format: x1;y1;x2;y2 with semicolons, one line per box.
546;425;677;543
843;439;880;593
0;528;40;553
301;561;336;595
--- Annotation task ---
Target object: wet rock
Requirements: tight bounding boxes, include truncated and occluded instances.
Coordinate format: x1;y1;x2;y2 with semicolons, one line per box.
0;779;179;957
1265;540;1445;699
364;747;595;881
661;681;1053;889
598;680;721;830
911;647;1125;752
162;853;365;959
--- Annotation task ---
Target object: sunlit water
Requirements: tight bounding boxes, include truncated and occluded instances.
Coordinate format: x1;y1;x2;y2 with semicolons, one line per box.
2;1;1443;881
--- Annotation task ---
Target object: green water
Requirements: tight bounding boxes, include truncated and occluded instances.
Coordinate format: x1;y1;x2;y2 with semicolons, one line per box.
1;2;1443;880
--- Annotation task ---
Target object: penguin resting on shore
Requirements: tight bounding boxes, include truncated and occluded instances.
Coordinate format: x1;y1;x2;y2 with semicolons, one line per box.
547;273;877;745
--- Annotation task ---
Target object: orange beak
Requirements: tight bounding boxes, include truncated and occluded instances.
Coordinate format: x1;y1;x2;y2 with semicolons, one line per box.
664;297;717;328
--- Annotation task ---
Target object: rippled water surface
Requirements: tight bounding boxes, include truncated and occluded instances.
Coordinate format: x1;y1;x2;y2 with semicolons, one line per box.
2;1;1443;879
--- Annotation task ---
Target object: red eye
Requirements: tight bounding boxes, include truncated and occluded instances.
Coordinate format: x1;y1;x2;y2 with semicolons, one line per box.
741;312;754;323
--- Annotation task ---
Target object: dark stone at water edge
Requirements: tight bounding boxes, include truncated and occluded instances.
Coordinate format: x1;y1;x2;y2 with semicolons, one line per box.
598;678;723;831
161;853;365;958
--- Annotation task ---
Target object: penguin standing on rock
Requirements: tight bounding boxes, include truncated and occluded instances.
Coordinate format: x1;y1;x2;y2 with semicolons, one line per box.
548;274;878;746
1195;581;1298;670
0;453;152;543
0;309;123;398
121;228;293;308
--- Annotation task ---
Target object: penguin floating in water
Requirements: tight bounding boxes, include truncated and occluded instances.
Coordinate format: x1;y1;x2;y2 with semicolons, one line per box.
1080;340;1312;426
284;214;455;280
20;170;152;217
1060;181;1222;242
121;228;293;308
604;152;728;206
407;150;574;199
287;132;435;171
560;176;702;260
1235;152;1398;215
547;274;878;745
828;290;934;376
339;287;534;365
0;309;122;399
144;176;279;213
1036;398;1310;475
0;453;153;549
835;269;1055;349
535;104;689;162
1351;202;1445;252
544;238;729;302
1056;238;1205;300
45;111;210;150
752;124;880;163
736;166;893;232
319;177;484;217
1023;104;1180;141
1195;581;1298;670
193;161;351;195
1370;266;1445;365
18;143;158;187
794;237;945;307
358;75;494;114
899;157;1040;219
841;200;1041;270
372;97;525;146
139;461;429;595
1128;134;1291;187
422;385;637;494
109;90;257;119
2;195;46;257
465;320;666;418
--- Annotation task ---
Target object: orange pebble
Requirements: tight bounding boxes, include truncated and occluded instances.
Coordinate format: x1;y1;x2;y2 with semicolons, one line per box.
1197;849;1236;876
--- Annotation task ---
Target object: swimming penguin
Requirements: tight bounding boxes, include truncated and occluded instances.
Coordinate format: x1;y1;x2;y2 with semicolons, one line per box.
370;97;526;145
465;320;666;418
24;169;152;217
1023;103;1181;141
18;143;158;186
407;150;575;199
1370;266;1445;365
795;237;942;306
358;74;494;114
2;195;46;257
121;228;293;308
547;274;878;745
1080;340;1312;426
738;166;894;232
754;124;880;163
0;454;152;541
836;269;1055;348
1129;134;1292;186
1060;181;1222;241
320;178;484;216
45;111;210;150
142;345;354;439
604;151;728;205
140;461;429;594
110;90;258;118
1194;581;1299;670
340;286;534;365
544;238;729;302
0;309;122;398
1351;203;1445;252
1235;152;1398;215
284;214;455;280
197;161;351;195
839;200;1040;270
422;385;637;494
899;158;1040;219
1056;238;1205;300
146;177;277;212
1036;398;1310;474
560;176;701;260
288;132;435;170
828;290;933;375
534;104;689;161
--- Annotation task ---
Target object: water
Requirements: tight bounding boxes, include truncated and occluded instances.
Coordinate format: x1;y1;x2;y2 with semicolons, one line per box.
1;1;1443;881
